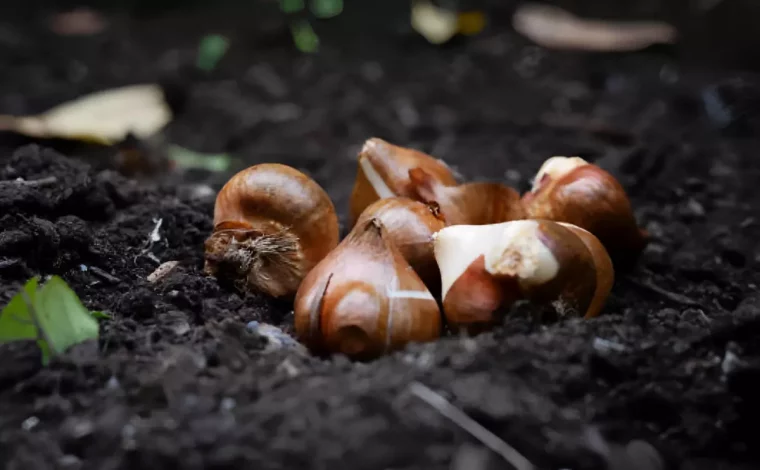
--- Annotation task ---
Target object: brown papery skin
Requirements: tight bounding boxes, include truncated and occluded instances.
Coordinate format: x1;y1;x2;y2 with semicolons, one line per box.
349;138;457;226
293;219;441;360
442;255;521;333
354;197;446;291
204;163;339;298
522;165;647;267
409;167;526;226
558;223;614;319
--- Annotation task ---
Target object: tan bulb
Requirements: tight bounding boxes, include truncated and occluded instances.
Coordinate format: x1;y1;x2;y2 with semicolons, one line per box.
433;219;613;332
409;167;526;226
294;218;442;360
349;137;457;227
521;156;647;266
204;163;339;298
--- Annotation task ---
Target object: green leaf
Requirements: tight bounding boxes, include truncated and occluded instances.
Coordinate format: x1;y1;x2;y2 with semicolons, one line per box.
90;310;110;320
196;34;230;72
167;145;232;172
280;0;305;14
33;276;99;359
291;20;319;53
310;0;343;18
0;277;40;343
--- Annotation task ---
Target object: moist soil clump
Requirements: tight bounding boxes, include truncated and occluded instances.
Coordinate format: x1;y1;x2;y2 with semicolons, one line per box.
1;3;760;470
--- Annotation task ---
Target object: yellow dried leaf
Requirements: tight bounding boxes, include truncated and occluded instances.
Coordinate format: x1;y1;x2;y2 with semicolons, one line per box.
458;11;486;36
411;0;458;45
0;84;171;145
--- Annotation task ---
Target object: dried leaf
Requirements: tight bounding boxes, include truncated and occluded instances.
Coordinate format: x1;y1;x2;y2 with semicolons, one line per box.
0;84;172;145
411;0;459;45
512;3;677;52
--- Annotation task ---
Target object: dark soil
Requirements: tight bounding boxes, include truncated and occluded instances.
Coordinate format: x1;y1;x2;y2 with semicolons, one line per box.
1;2;760;470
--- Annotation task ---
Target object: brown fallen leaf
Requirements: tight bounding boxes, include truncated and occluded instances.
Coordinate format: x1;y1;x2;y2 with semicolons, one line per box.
512;3;677;52
48;8;108;36
0;84;172;145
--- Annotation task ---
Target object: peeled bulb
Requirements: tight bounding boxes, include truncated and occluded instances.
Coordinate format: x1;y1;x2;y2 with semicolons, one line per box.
409;167;526;226
204;163;339;298
354;197;446;290
349;137;457;226
294;218;442;360
433;219;613;332
521;156;647;265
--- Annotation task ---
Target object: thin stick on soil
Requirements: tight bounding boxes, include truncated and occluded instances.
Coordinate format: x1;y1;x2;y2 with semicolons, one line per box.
0;176;58;187
627;277;701;307
89;266;122;284
409;382;535;470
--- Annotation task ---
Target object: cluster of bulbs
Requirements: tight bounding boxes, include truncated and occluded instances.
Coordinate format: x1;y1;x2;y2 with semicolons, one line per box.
203;138;647;360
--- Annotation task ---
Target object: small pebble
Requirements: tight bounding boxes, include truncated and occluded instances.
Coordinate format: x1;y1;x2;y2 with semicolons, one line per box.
593;337;627;354
246;321;307;355
21;416;39;431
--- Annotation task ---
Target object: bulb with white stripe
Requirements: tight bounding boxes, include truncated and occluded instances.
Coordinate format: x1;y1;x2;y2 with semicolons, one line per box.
294;217;441;359
349;137;457;227
433;219;613;332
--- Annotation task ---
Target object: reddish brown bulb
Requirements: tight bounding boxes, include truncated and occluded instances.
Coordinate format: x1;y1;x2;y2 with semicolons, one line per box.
294;218;442;360
409;167;526;226
204;163;339;298
349;137;458;227
433;219;613;333
521;156;647;266
354;196;446;291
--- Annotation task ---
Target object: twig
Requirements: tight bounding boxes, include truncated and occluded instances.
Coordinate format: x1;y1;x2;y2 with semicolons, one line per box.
134;218;164;265
0;176;58;187
409;382;535;470
0;258;20;269
627;278;701;307
89;266;122;284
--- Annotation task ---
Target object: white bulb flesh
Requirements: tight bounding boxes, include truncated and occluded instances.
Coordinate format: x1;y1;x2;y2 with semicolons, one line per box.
531;156;588;192
433;220;561;300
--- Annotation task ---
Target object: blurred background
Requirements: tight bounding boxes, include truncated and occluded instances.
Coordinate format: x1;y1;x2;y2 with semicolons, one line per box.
1;0;759;224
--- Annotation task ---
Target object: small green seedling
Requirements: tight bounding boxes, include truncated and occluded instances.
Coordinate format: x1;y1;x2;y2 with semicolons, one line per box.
196;34;230;72
310;0;343;19
290;20;320;53
0;276;105;365
280;0;305;14
167;145;232;173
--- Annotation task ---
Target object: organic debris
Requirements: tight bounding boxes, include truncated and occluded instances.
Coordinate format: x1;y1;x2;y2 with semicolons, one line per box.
0;276;102;365
0;84;171;145
512;3;677;51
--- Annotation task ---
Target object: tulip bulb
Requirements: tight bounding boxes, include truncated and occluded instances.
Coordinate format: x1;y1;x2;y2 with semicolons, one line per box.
521;156;647;265
204;163;339;298
354;197;446;290
409;167;526;226
294;218;442;359
433;219;613;332
349;137;458;226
